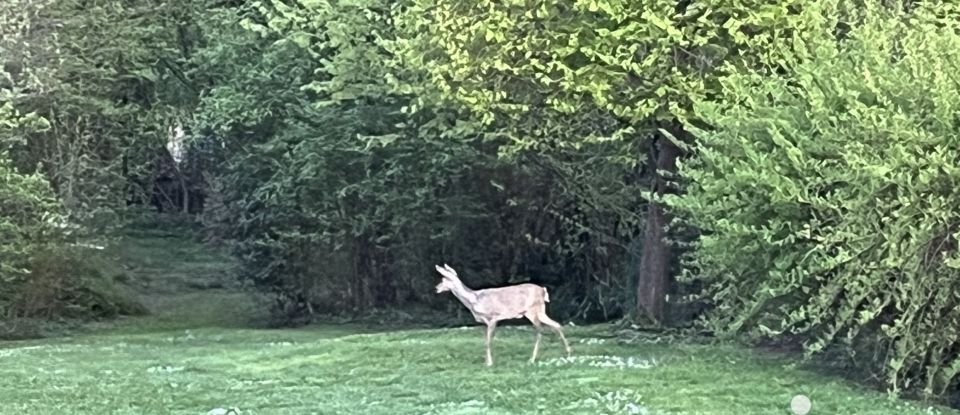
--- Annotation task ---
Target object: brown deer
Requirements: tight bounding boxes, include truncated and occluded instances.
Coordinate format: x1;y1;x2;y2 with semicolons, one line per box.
434;264;572;366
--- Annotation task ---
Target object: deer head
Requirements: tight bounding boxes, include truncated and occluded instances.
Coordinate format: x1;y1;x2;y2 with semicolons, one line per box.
434;264;459;293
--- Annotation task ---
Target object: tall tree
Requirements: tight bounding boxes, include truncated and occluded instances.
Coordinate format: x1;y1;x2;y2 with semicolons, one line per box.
392;0;810;323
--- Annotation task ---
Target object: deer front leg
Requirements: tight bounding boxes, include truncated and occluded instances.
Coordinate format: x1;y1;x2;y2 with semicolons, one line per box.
484;321;497;366
526;313;543;363
540;312;572;356
530;330;542;363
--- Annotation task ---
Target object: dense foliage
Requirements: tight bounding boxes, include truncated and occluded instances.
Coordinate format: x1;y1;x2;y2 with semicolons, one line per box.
0;155;64;314
187;0;642;321
0;0;168;327
390;0;822;321
671;1;960;396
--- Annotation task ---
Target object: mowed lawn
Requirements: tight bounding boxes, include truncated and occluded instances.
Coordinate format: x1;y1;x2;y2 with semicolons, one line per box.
0;322;956;415
0;229;955;415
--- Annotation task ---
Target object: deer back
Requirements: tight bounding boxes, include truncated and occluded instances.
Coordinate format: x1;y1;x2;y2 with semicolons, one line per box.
473;283;546;321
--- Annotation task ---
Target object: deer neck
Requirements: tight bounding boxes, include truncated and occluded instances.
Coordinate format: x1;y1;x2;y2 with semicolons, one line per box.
448;279;480;311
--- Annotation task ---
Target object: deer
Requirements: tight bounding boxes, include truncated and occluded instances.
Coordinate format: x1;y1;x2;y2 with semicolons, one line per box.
434;263;572;366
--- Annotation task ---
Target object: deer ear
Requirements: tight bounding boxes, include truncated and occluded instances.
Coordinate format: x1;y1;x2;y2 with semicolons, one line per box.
435;264;458;280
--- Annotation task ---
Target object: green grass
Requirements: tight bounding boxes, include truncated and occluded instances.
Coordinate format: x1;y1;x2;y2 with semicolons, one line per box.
0;226;956;414
0;324;956;414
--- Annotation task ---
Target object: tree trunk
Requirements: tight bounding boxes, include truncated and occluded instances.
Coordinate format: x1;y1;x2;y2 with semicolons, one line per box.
178;170;189;213
635;124;683;324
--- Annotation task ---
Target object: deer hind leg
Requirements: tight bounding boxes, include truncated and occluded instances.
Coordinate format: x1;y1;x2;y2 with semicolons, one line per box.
525;313;544;363
484;321;497;366
538;311;572;356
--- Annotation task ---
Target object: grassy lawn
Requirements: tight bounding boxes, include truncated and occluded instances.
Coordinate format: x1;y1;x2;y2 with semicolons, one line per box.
0;228;955;414
1;324;955;414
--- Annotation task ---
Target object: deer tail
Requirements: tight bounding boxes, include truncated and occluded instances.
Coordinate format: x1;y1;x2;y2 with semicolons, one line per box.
543;287;550;303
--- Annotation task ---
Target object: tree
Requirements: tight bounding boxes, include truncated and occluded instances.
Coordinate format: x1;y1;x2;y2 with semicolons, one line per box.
0;0;146;324
2;0;207;225
392;0;812;323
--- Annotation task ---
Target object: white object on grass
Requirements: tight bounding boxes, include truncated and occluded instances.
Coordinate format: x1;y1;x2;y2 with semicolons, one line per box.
790;394;811;415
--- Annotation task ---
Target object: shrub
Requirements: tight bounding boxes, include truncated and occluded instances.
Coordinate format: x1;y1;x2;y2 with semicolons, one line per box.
0;154;145;337
672;1;960;397
11;246;148;320
0;153;65;315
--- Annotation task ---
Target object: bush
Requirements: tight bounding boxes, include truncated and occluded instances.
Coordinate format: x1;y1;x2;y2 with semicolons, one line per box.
11;246;148;320
0;154;145;337
0;153;65;315
672;2;960;397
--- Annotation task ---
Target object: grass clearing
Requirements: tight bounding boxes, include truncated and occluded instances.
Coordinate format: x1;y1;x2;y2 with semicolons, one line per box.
1;323;955;414
0;228;956;414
